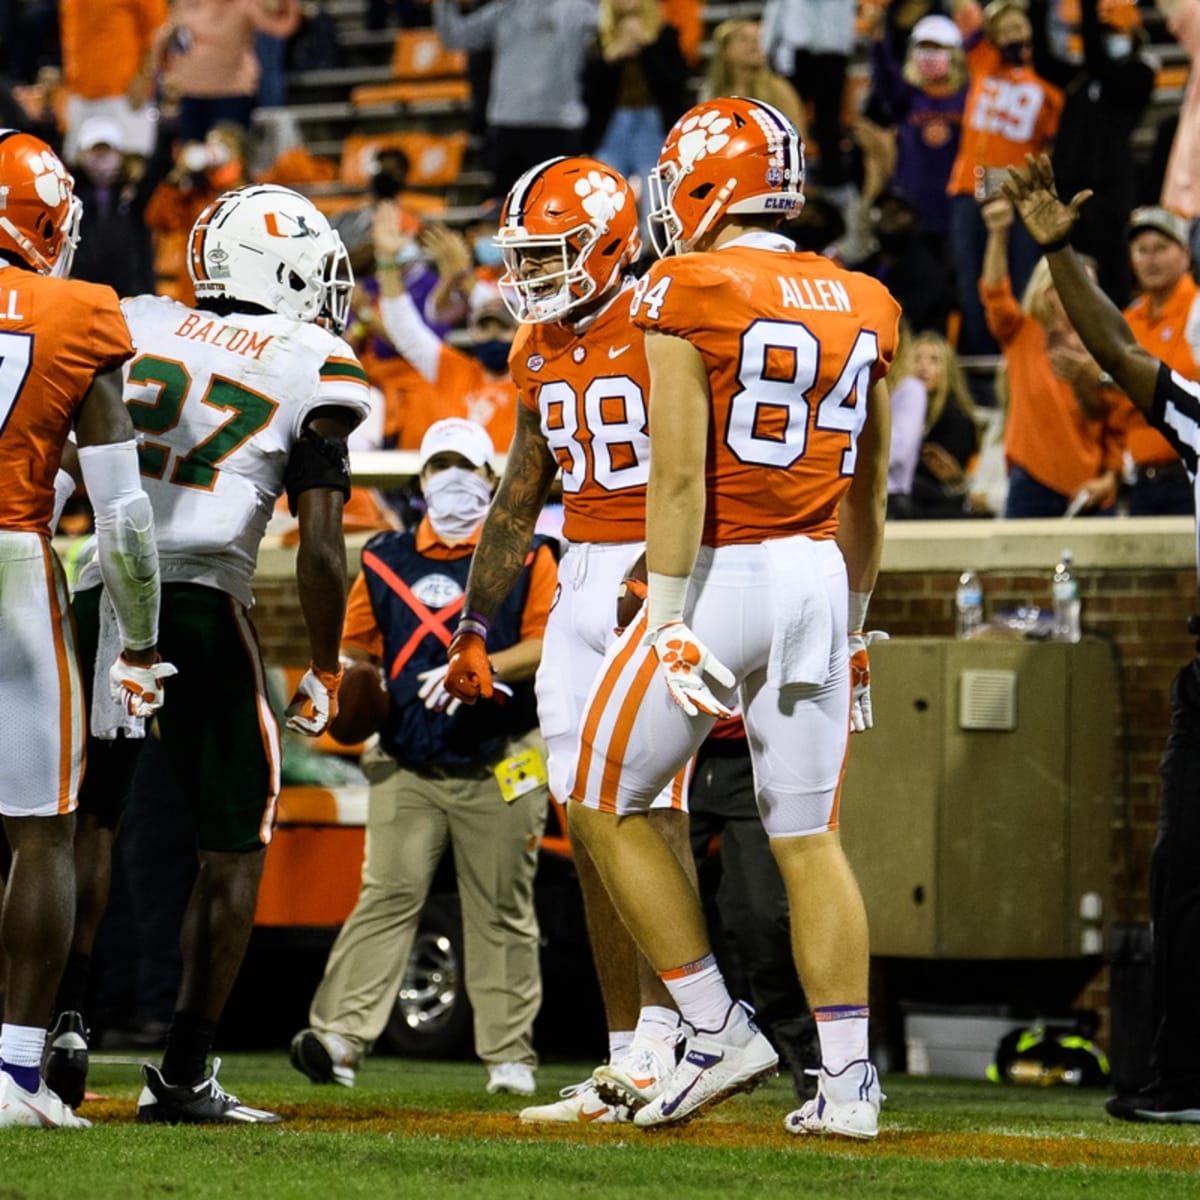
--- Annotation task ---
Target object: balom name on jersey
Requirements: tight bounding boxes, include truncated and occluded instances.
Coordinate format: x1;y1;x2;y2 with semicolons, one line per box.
173;312;274;360
778;275;852;314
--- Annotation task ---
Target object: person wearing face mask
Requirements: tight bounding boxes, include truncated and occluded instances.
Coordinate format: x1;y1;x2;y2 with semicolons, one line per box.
946;0;1064;357
372;201;522;452
1046;0;1153;306
865;13;967;263
421;200;507;330
290;417;556;1097
69;114;175;299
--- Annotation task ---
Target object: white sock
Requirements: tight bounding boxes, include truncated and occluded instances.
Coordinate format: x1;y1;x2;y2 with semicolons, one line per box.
608;1031;634;1063
0;1022;46;1069
633;1005;680;1044
814;1005;870;1077
660;955;743;1039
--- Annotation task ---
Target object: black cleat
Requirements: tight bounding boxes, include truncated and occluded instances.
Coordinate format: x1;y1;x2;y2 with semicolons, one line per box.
43;1011;89;1110
1106;1089;1200;1124
136;1057;283;1125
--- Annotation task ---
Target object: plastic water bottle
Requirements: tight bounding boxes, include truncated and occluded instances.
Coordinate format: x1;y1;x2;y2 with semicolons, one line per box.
1052;550;1081;642
955;571;984;639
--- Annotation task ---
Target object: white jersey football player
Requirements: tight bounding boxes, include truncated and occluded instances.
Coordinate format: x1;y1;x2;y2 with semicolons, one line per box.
48;185;371;1125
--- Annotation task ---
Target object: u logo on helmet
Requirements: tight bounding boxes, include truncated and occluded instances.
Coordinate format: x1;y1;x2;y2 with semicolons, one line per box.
263;211;318;239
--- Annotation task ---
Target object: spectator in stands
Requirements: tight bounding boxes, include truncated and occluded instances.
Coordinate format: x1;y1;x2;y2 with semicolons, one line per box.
68;115;174;299
947;0;1064;355
59;0;166;161
421;204;504;330
1158;0;1200;260
884;323;931;517
290;418;554;1097
864;12;966;262
584;0;691;209
372;201;521;452
701;18;806;135
660;0;703;68
980;195;1123;516
432;0;597;196
1045;0;1153;306
1107;206;1199;515
762;0;856;188
145;122;252;303
151;0;301;142
909;329;984;515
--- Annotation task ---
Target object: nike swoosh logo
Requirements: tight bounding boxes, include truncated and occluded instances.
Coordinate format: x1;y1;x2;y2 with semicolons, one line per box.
578;1105;611;1122
629;1076;657;1090
608;345;630;359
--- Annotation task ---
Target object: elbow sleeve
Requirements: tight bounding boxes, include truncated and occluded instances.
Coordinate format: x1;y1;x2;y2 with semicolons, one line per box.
78;440;161;651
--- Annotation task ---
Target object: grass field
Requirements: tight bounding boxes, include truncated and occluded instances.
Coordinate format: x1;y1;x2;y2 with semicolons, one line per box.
1;1054;1197;1199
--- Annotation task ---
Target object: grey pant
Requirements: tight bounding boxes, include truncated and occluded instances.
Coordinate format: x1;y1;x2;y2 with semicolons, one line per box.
309;732;547;1067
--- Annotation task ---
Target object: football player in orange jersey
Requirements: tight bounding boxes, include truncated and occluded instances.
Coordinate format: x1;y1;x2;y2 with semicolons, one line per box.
562;98;899;1136
439;157;695;1122
0;130;170;1130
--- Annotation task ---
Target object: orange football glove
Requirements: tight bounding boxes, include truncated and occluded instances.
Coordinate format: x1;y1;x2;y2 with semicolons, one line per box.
848;630;889;733
647;621;734;719
445;614;493;703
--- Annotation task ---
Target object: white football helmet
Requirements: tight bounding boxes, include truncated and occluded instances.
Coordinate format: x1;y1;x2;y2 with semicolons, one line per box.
187;184;353;331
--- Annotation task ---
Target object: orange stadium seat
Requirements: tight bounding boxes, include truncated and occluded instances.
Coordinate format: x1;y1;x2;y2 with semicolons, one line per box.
349;78;471;109
340;131;468;189
391;28;467;79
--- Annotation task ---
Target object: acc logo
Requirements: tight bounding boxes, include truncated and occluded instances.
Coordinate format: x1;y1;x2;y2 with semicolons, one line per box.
526;354;545;372
264;211;318;239
30;150;71;209
766;165;783;186
412;572;463;609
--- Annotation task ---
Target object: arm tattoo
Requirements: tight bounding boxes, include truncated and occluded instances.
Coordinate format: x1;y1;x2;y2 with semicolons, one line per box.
465;405;557;618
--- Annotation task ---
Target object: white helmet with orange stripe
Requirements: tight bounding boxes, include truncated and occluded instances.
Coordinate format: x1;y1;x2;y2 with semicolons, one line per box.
188;184;353;331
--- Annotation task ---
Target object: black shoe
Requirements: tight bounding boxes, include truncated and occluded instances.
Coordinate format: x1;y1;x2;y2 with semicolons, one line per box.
43;1011;89;1110
1106;1089;1200;1124
136;1057;283;1125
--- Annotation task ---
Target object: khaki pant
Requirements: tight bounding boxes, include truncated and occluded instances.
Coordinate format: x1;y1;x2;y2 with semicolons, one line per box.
309;731;547;1067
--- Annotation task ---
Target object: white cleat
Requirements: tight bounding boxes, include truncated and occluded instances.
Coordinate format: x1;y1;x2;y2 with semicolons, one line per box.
0;1070;91;1128
486;1061;537;1096
784;1060;884;1140
593;1042;671;1112
632;1002;778;1128
519;1077;630;1124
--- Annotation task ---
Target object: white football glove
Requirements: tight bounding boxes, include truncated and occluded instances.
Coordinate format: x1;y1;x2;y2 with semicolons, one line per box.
417;664;463;716
285;663;344;736
108;654;178;719
646;621;735;719
849;629;889;733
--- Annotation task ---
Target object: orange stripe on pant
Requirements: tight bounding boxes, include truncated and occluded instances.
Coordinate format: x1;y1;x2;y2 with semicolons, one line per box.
572;610;649;809
229;598;282;844
597;650;659;815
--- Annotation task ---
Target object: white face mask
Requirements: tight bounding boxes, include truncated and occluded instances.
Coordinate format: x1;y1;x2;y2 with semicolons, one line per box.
423;467;492;542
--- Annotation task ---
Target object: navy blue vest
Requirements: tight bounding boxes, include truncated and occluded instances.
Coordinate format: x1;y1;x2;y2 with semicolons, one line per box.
360;529;550;768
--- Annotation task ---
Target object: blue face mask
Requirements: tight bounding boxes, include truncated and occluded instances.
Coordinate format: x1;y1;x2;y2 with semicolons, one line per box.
474;238;504;268
1105;33;1132;58
472;338;511;374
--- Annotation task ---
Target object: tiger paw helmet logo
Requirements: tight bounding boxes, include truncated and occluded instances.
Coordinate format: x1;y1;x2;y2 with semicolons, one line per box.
573;170;626;225
676;110;733;168
30;150;71;208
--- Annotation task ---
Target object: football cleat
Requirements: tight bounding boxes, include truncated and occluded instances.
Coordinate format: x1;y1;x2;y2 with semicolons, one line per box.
0;1069;90;1128
632;1002;778;1127
43;1010;90;1110
519;1077;630;1124
784;1059;884;1140
137;1058;283;1125
289;1028;357;1088
592;1041;672;1112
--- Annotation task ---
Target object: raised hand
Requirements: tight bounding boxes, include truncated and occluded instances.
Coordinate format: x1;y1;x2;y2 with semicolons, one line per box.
1001;154;1092;248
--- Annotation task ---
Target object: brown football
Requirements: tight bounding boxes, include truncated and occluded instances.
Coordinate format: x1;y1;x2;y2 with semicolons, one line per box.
328;659;390;746
615;550;648;631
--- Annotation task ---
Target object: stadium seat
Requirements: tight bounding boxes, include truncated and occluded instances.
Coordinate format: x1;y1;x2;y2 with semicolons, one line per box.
340;131;469;190
391;28;467;79
349;78;471;109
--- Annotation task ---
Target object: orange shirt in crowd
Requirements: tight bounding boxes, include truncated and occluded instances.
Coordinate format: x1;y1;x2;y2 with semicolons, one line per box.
1115;274;1200;467
341;517;558;660
947;34;1063;197
60;0;167;99
659;0;704;67
982;275;1123;498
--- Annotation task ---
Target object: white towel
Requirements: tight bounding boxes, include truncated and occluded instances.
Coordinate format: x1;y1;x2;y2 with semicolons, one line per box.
90;590;147;741
765;536;834;688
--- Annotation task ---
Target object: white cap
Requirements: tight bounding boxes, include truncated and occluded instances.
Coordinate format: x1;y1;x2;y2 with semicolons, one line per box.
77;116;125;153
911;15;963;47
418;418;496;471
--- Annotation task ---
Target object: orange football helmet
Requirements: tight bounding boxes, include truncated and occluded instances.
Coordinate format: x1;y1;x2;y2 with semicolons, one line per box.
647;97;805;257
496;156;641;323
0;130;82;276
